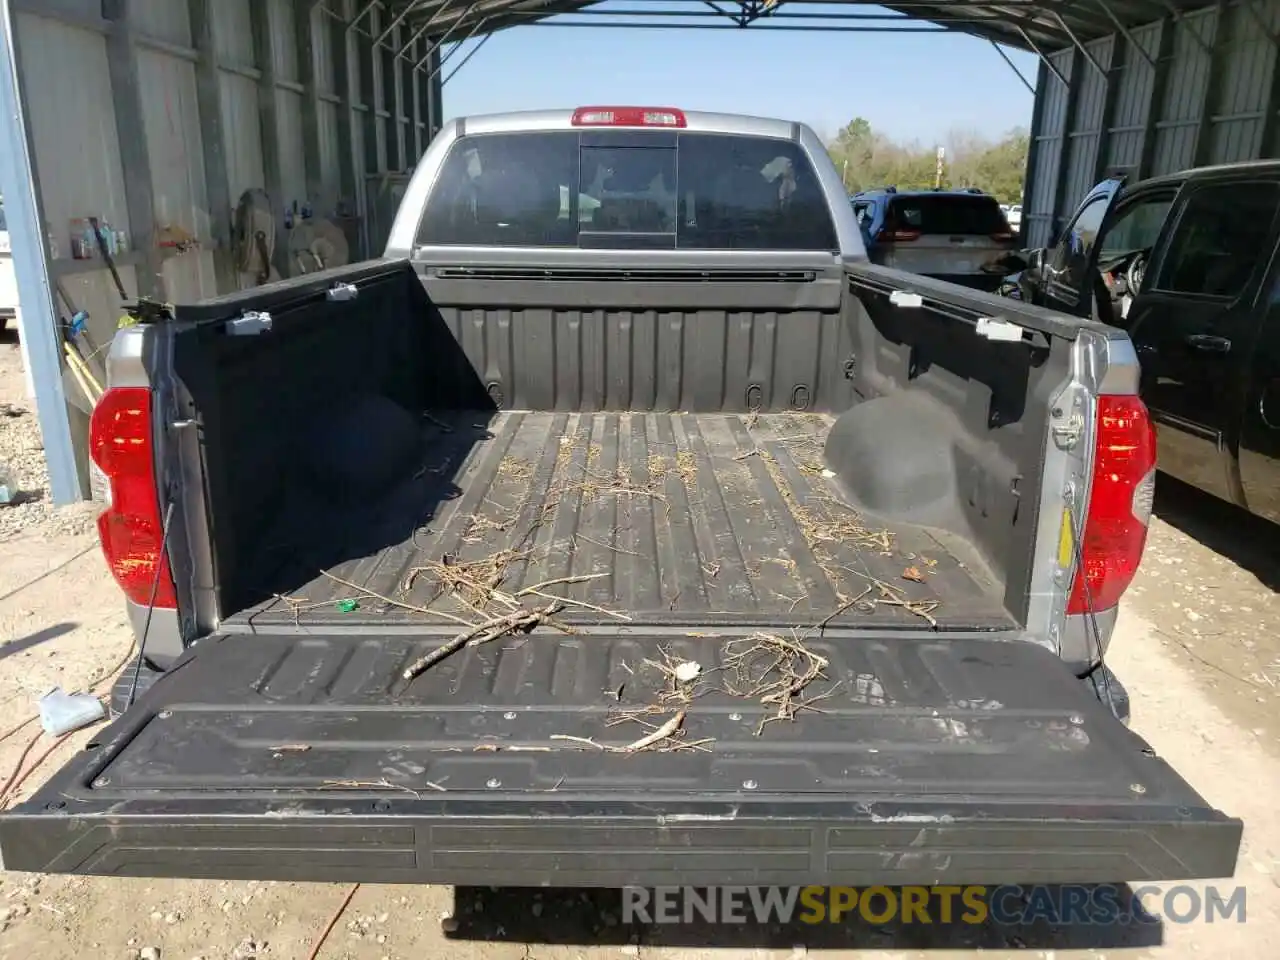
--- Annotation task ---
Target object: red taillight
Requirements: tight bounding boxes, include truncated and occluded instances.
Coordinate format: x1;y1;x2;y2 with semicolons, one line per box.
571;106;687;128
876;228;921;243
89;386;177;609
1066;395;1156;615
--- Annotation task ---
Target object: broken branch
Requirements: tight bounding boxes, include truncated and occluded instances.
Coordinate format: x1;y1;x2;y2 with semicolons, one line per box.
401;602;562;681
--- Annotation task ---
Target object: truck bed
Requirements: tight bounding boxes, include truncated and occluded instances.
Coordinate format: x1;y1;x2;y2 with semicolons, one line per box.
230;411;1011;633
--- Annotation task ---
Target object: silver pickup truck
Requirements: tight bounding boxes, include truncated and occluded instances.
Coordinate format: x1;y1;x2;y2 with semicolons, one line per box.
0;107;1240;887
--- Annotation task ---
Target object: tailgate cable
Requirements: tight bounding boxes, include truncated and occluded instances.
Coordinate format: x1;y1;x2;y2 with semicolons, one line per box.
123;499;176;712
1065;501;1119;717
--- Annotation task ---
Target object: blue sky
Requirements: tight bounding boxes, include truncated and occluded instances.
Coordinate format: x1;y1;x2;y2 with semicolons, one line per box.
443;1;1040;145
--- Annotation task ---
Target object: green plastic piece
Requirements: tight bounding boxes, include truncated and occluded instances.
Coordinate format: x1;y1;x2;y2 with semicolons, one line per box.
336;598;360;613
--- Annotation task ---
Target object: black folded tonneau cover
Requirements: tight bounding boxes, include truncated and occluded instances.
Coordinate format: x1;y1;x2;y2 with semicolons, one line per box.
0;631;1240;885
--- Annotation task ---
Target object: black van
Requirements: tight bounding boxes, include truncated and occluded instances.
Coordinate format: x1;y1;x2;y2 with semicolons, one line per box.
1014;161;1280;524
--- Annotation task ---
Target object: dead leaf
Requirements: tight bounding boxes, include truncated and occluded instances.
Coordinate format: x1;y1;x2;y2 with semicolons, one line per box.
901;566;925;583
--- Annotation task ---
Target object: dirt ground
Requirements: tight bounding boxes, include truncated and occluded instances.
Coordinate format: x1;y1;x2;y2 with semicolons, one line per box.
1;328;1278;959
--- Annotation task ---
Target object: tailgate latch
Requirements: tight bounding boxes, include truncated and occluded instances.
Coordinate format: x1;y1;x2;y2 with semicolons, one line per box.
327;282;358;302
225;311;272;336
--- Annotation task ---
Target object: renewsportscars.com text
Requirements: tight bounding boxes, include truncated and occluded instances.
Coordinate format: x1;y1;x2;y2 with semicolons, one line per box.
621;885;1247;927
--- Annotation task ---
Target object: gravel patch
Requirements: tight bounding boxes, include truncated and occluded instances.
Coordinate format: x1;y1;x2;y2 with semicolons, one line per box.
0;397;99;542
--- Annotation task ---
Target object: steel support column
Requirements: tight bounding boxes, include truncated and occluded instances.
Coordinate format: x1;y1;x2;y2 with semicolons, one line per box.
104;0;162;298
389;21;407;169
295;0;325;207
1021;58;1051;247
330;6;357;211
1049;46;1085;241
1259;8;1280;153
1192;2;1226;168
1137;18;1175;180
0;0;81;503
189;0;235;292
249;0;287;276
1092;37;1124;182
424;46;442;139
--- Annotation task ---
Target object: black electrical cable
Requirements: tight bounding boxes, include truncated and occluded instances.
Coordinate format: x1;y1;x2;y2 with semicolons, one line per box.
1066;500;1119;717
124;499;176;712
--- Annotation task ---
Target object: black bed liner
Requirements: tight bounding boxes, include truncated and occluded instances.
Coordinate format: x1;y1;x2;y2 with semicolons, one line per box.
0;631;1239;884
231;411;1012;632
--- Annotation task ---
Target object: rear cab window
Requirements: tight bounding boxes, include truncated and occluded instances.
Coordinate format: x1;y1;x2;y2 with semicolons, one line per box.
417;130;838;251
885;194;1010;236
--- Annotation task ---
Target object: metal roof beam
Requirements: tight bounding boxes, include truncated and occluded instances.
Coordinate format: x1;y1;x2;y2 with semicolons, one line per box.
403;0;594;37
1050;10;1106;76
376;0;433;46
1156;0;1212;53
990;38;1035;93
1095;0;1157;67
380;0;1188;51
414;8;486;69
348;0;379;34
1018;24;1070;86
518;20;950;32
440;30;494;84
886;2;1073;48
1011;0;1116;32
395;0;464;60
1243;0;1280;49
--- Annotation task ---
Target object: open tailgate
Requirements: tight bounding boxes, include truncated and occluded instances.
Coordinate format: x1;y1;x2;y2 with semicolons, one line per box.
0;632;1240;885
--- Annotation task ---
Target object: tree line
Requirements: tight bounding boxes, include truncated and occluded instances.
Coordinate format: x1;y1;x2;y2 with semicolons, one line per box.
825;117;1030;204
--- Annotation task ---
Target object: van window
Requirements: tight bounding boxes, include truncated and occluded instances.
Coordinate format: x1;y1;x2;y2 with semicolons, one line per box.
417;131;837;251
1100;195;1173;259
1048;194;1110;294
1154;181;1280;298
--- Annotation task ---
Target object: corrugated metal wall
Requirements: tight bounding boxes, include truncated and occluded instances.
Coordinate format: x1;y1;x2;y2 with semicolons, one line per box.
12;0;444;357
1024;0;1280;248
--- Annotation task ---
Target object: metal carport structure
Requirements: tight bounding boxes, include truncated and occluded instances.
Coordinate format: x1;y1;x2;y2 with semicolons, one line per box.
1;0;1277;504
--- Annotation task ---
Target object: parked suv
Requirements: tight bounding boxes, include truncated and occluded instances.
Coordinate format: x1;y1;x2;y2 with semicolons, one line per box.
851;186;1016;290
1013;161;1280;525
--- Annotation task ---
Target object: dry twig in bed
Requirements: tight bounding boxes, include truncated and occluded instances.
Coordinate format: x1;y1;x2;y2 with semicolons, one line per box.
402;548;530;613
721;632;839;735
845;569;942;627
321;778;446;796
551;710;695;753
401;601;563;681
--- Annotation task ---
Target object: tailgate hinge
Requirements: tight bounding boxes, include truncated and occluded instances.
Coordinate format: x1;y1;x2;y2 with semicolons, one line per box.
225;310;272;336
1050;383;1089;450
